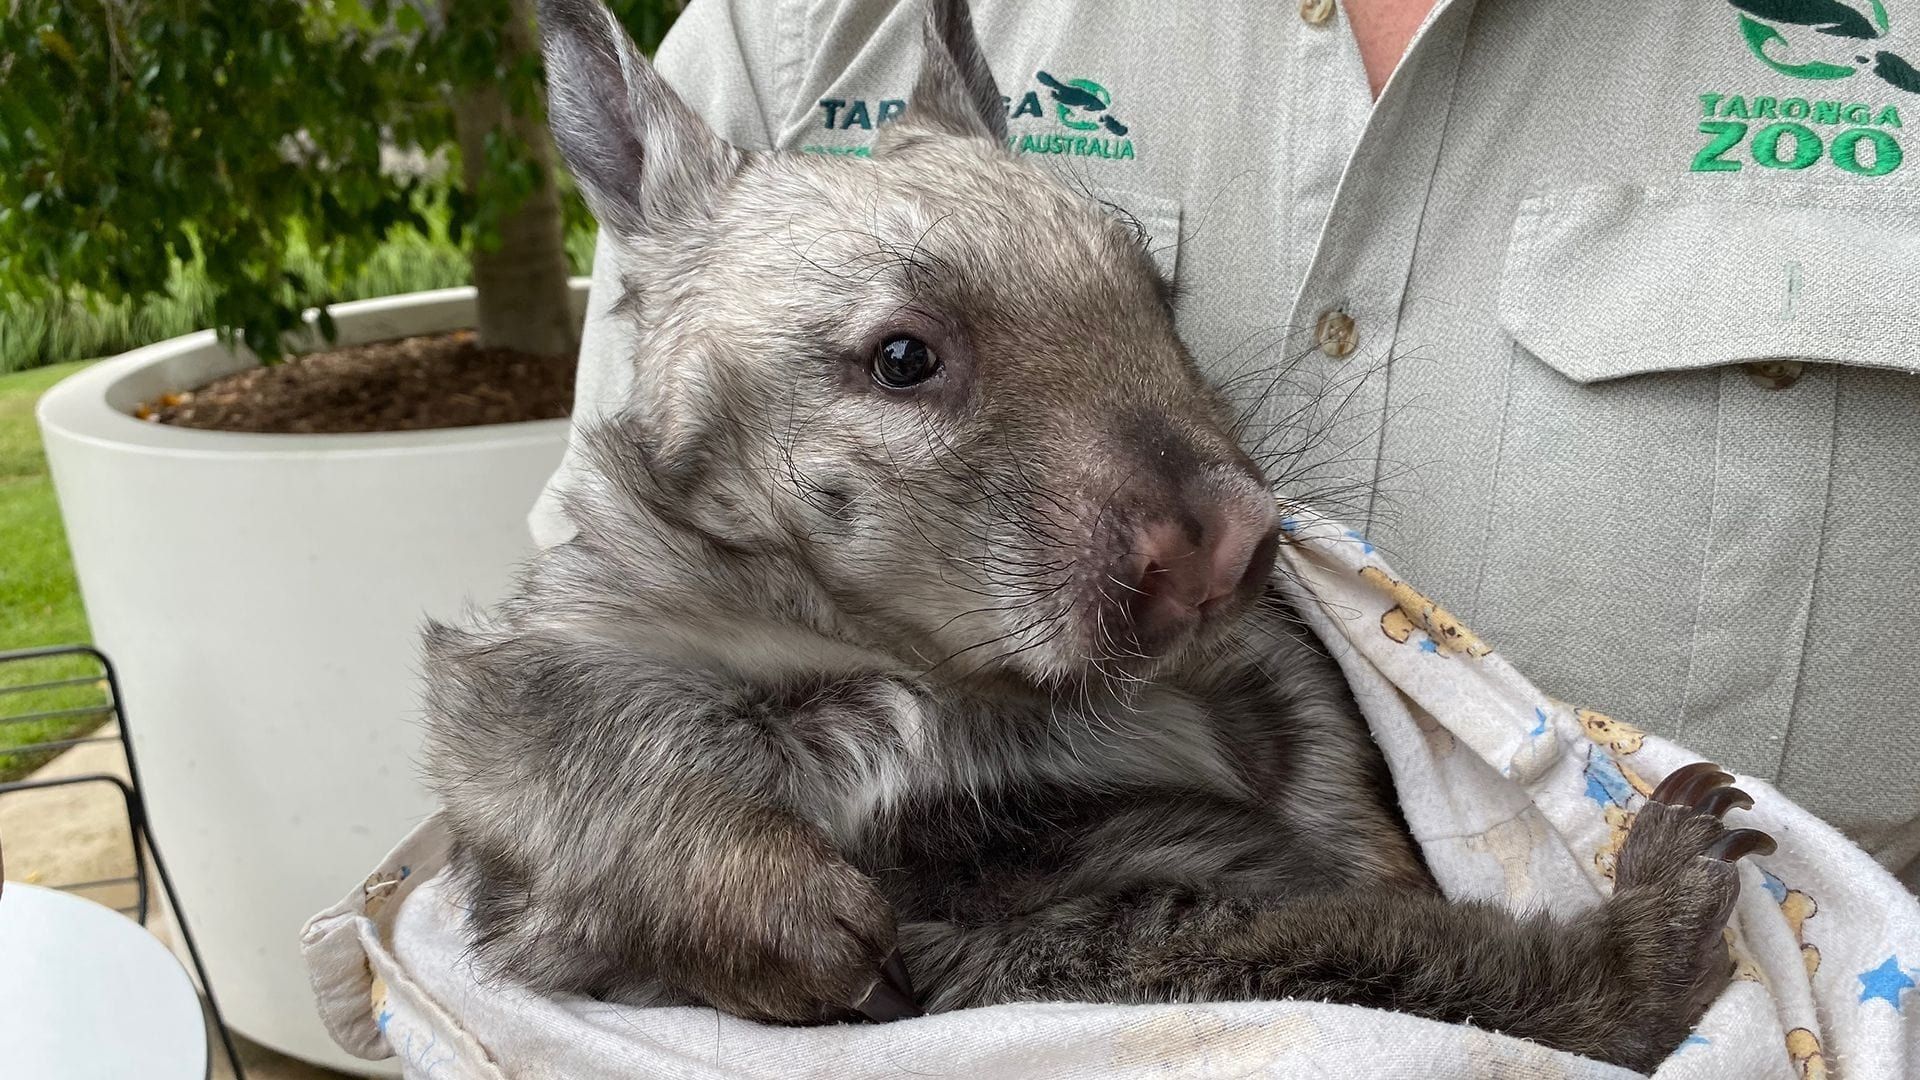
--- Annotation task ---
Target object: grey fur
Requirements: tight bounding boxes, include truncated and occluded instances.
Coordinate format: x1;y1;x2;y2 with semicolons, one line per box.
902;0;1008;144
420;1;1764;1071
539;0;742;238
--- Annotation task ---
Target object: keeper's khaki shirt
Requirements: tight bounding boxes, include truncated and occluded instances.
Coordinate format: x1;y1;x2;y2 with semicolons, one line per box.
535;0;1920;883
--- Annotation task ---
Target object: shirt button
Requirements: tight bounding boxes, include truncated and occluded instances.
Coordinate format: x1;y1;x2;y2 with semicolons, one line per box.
1300;0;1336;25
1742;359;1803;390
1315;308;1357;358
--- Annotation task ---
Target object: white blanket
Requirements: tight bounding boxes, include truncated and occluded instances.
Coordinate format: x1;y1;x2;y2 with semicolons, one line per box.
303;508;1920;1078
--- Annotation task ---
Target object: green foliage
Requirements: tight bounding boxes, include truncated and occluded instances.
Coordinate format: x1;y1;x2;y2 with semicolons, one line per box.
0;1;680;361
0;200;597;374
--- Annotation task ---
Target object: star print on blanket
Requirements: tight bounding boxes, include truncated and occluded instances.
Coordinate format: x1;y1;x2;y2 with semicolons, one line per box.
1274;506;1919;1080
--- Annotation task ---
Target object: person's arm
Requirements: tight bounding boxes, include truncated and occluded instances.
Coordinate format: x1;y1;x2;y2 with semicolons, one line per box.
530;0;786;546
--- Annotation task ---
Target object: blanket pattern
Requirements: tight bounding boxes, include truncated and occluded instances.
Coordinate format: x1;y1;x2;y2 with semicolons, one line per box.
302;507;1920;1078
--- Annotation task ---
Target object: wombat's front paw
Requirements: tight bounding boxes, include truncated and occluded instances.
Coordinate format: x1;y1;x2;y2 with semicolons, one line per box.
1612;761;1775;1024
676;844;919;1025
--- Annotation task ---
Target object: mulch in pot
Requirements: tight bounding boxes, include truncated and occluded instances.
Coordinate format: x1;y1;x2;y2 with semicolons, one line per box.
142;330;574;434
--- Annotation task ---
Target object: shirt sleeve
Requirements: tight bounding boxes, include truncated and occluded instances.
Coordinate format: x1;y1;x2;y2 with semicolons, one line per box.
528;0;788;547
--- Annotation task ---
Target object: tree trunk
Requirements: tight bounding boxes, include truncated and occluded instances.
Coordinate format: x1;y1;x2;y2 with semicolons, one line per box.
449;0;579;358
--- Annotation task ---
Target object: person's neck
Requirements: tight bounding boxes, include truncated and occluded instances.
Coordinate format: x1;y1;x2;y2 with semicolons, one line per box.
1344;0;1440;98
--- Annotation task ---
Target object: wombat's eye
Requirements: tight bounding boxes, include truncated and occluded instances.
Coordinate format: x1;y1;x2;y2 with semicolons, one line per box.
872;336;940;389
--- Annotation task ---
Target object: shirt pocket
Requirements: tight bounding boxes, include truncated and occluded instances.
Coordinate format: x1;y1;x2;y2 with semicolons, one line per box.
1497;181;1920;383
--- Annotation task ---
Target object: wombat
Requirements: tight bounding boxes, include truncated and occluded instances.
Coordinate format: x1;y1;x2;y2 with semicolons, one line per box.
419;0;1773;1070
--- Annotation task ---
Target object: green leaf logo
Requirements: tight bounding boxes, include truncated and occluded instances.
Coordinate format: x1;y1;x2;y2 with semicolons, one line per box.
1876;48;1920;91
1731;0;1880;38
1728;0;1916;92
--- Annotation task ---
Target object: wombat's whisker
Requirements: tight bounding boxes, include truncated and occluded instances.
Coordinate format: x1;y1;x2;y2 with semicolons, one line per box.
922;604;1068;677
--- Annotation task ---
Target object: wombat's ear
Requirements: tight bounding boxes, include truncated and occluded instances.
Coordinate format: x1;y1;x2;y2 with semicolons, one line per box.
901;0;1009;144
539;0;742;238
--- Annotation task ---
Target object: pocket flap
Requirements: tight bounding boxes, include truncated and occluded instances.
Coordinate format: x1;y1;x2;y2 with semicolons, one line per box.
1498;182;1920;383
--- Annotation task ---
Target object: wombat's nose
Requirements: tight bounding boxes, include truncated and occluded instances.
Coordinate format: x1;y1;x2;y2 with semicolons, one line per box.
1114;497;1279;652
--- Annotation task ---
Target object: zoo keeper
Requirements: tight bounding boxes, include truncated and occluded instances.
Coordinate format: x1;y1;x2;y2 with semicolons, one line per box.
532;0;1920;888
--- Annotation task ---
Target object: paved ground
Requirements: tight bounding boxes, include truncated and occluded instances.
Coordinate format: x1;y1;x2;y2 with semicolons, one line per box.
208;1020;353;1080
1;728;357;1079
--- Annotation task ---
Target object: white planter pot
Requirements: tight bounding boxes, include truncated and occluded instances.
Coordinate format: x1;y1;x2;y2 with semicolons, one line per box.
37;284;588;1074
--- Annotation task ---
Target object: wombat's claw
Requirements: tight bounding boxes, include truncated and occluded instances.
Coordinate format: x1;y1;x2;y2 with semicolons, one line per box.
853;978;918;1023
1649;760;1774;862
853;948;922;1022
1694;785;1754;817
1706;829;1776;861
1653;761;1734;807
882;948;915;1001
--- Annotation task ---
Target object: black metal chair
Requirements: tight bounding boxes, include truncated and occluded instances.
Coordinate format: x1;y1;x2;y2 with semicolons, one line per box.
0;643;246;1079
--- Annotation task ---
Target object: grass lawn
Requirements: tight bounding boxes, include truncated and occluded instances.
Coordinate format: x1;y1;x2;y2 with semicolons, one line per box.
0;360;111;780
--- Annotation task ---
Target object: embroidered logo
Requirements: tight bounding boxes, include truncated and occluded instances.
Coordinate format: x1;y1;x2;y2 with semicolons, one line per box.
1725;0;1919;93
1688;2;1911;175
1035;72;1129;136
1690;92;1904;173
805;71;1138;161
